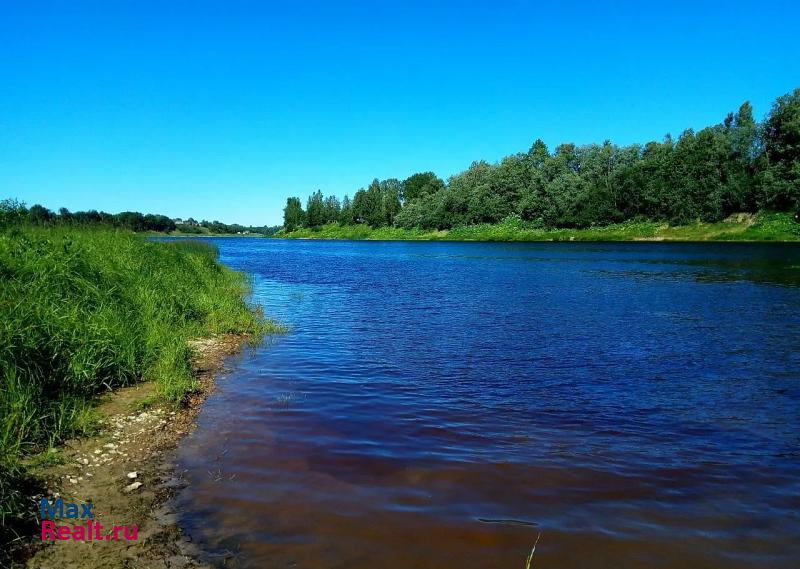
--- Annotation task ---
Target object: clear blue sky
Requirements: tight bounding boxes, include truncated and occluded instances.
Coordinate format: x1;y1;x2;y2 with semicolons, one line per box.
2;1;798;226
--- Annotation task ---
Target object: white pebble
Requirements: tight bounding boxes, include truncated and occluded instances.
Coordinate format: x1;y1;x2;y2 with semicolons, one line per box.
123;481;143;493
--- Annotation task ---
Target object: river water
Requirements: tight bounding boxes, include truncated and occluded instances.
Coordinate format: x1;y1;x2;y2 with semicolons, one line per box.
173;239;800;568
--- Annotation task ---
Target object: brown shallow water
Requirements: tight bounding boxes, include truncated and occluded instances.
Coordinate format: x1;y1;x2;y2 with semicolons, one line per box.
173;240;800;568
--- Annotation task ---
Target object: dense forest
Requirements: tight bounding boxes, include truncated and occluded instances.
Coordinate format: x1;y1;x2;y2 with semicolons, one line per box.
0;201;280;235
283;88;800;232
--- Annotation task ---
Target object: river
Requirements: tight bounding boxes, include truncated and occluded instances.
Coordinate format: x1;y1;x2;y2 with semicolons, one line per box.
172;239;800;568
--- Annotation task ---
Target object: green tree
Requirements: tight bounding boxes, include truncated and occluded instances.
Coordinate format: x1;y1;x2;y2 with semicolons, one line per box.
717;102;758;213
306;190;325;227
527;139;550;168
403;172;444;202
394;198;425;228
143;214;176;232
58;207;73;223
323;195;341;224
0;198;28;228
115;211;147;231
340;195;355;224
27;204;55;225
759;88;800;209
353;180;385;226
283;197;306;231
287;88;800;232
516;140;550;222
380;179;402;226
447;161;496;225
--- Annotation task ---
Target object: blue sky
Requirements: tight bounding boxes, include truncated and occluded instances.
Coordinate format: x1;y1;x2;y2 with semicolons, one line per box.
1;1;798;226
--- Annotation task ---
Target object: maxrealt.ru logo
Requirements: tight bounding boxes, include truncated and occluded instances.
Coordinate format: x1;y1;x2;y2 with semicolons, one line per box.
40;499;138;541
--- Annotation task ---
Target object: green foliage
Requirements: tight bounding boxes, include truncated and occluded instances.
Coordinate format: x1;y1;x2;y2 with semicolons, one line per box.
402;172;444;202
173;223;206;234
306;190;325;227
340;195;355;225
304;190;342;227
707;211;800;241
188;219;278;235
1;200;278;236
353;180;389;226
0;227;277;528
0;199;27;229
380;179;403;226
279;212;800;242
323;195;342;225
282;87;800;236
759;88;800;210
114;211;175;232
26;204;55;225
276;222;447;240
283;196;306;231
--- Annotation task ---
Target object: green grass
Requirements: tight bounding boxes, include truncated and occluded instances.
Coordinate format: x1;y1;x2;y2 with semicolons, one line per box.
277;223;449;240
0;226;277;530
276;212;800;242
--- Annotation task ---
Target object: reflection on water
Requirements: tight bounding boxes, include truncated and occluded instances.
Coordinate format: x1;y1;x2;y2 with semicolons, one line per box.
173;240;800;568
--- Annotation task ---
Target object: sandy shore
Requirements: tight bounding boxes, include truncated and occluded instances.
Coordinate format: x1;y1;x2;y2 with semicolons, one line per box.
13;334;249;569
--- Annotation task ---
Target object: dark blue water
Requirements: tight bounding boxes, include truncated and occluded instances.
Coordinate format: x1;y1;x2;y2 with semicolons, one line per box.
175;240;800;569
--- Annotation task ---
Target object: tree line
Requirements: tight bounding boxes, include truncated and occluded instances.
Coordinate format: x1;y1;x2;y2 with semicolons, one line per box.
284;88;800;231
0;201;280;235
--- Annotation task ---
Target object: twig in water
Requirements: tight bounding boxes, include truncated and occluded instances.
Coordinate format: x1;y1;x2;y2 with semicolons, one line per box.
524;532;542;569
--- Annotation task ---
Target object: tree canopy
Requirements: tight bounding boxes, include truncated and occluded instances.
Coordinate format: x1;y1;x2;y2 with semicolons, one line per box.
0;200;279;235
284;88;800;231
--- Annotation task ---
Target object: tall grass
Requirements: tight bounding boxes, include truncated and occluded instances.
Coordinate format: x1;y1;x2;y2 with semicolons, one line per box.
0;227;274;529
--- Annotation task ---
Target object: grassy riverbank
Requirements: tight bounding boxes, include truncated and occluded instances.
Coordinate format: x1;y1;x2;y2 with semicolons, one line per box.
0;227;274;532
277;211;800;242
